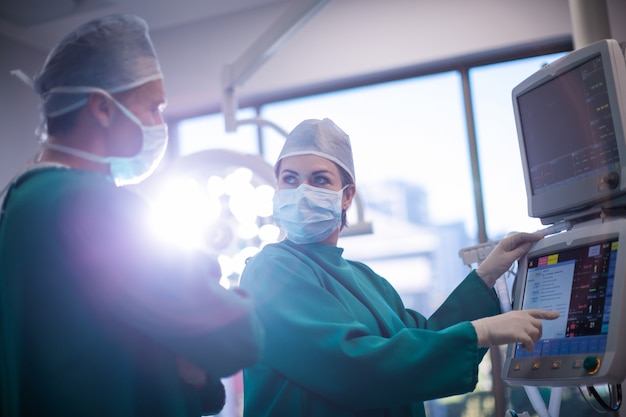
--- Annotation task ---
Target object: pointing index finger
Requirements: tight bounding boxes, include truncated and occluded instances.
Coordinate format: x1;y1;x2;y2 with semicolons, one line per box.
527;309;560;320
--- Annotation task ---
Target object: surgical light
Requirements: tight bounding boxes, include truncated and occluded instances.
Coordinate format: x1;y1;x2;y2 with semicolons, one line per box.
259;223;281;242
237;222;259;240
254;184;275;217
206;175;226;197
137;149;279;286
148;176;222;249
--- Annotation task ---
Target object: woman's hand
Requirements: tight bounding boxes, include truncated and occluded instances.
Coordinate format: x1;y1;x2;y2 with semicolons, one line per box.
476;232;543;287
471;309;560;351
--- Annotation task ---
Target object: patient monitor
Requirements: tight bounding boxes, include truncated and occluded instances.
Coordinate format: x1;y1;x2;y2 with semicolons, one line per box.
501;39;626;412
503;218;626;386
513;39;626;225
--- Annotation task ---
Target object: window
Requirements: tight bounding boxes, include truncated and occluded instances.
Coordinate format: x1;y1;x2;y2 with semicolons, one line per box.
470;53;567;239
178;108;260;157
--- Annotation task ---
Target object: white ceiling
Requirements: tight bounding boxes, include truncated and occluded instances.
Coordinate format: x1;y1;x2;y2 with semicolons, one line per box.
3;0;624;188
1;0;623;122
0;0;289;52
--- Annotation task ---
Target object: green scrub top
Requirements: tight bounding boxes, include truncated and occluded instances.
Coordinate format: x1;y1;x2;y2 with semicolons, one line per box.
240;239;500;417
0;167;263;417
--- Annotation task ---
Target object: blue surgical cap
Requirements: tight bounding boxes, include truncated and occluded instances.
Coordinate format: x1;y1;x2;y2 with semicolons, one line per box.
33;14;163;117
275;118;355;182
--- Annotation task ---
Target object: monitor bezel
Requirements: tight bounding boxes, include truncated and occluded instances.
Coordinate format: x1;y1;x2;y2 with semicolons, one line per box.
513;39;626;225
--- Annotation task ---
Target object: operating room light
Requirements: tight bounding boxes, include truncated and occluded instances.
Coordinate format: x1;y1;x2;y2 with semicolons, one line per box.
148;176;222;249
138;146;370;287
237;222;259;240
138;149;280;287
254;184;275;217
258;223;281;242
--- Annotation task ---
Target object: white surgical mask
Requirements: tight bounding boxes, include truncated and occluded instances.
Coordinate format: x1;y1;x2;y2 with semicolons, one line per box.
41;86;168;186
273;184;345;245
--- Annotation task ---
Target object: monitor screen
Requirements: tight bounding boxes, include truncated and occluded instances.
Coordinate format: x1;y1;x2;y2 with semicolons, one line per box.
517;236;614;359
518;55;619;196
503;219;626;386
514;39;626;224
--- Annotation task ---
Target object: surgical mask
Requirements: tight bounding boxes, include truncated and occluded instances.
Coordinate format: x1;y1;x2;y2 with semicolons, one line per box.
41;86;168;186
273;184;346;245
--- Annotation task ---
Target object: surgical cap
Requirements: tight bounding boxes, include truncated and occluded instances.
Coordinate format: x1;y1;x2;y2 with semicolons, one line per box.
275;118;355;182
33;14;163;117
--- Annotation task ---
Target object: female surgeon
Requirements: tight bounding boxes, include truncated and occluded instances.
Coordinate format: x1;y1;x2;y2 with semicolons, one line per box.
239;118;559;417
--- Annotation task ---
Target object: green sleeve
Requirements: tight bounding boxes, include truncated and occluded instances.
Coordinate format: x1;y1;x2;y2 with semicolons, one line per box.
427;270;501;330
241;247;496;410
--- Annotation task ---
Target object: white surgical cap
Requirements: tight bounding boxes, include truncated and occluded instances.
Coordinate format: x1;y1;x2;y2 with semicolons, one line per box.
33;14;163;117
275;118;355;182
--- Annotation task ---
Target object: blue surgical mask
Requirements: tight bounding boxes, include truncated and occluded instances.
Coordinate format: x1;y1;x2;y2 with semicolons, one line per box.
273;184;345;245
41;86;168;186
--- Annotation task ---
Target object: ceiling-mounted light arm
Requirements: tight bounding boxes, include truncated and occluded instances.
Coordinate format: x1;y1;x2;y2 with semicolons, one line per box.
231;116;290;138
221;0;330;132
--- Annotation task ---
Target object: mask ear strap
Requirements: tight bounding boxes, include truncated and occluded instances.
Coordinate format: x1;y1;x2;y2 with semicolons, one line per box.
42;86;142;128
341;184;354;203
10;69;34;89
42;142;109;164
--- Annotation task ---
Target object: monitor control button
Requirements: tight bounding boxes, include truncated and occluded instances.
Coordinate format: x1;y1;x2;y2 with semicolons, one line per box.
605;172;620;189
583;356;601;375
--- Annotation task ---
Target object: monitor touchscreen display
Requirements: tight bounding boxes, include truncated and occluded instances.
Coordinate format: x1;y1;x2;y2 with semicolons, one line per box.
514;236;617;359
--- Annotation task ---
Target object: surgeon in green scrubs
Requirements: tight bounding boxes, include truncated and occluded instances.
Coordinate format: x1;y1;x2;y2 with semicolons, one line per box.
0;14;263;417
239;118;559;417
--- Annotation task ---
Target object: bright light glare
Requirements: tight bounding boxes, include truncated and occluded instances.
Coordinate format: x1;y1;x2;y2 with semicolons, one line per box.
255;184;275;217
217;254;234;277
259;224;281;242
149;177;222;249
238;222;259;240
233;246;261;275
228;183;257;224
206;175;226;197
224;168;253;195
218;276;231;289
147;162;281;285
